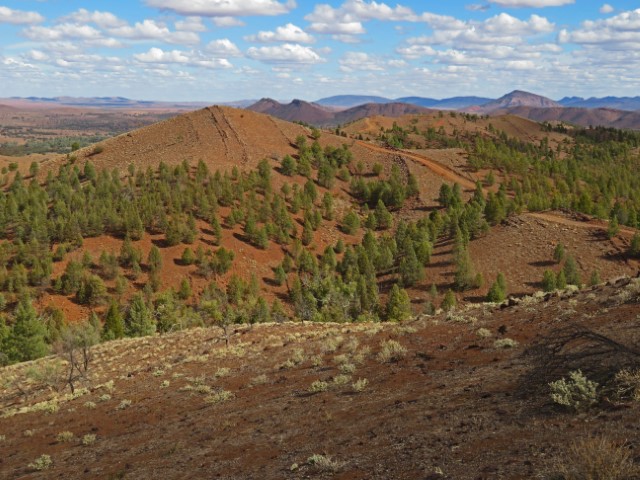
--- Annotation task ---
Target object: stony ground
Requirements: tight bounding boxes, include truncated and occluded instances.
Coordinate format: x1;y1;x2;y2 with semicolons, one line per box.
2;276;640;479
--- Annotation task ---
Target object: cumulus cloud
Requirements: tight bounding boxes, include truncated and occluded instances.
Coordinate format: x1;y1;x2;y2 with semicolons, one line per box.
24;12;200;47
599;4;614;14
144;0;296;17
108;19;200;45
306;0;418;37
134;47;232;68
60;9;126;29
559;9;640;47
488;0;574;6
212;17;246;27
245;23;314;43
205;39;242;57
175;17;207;32
0;6;44;25
246;43;324;64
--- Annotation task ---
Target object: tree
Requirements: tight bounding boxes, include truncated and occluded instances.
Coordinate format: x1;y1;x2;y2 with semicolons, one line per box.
178;278;192;300
607;215;620;239
589;270;601;286
126;294;156;337
56;320;100;393
553;243;565;263
102;301;125;340
630;233;640;257
210;215;222;246
374;200;393;230
181;247;196;265
341;211;361;235
441;289;457;312
453;244;477;291
274;265;287;286
386;284;411;322
399;242;424;287
486;273;507;303
148;245;162;272
542;269;557;292
6;298;48;363
281;155;296;176
301;221;314;246
556;269;567;289
563;255;581;286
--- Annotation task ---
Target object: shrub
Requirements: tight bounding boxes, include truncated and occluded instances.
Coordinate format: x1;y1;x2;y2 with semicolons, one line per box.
352;378;369;392
615;368;640;401
549;370;598;411
377;340;407;363
29;454;53;471
205;390;234;404
307;454;343;472
56;431;74;443
82;434;97;446
493;338;518;349
551;437;638;480
309;380;329;393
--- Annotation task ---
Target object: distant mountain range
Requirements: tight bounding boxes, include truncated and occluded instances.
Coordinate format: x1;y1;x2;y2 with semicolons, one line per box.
6;92;640;130
315;95;492;110
246;98;433;126
2;96;254;110
315;92;640;112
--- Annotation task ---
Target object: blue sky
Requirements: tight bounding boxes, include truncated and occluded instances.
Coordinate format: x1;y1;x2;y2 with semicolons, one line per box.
1;1;639;101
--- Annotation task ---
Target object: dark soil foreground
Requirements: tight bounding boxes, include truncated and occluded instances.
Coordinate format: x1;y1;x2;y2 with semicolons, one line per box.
2;277;640;479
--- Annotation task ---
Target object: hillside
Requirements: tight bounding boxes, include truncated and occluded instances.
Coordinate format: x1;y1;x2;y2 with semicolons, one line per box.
478;90;561;112
247;99;433;126
2;277;640;479
247;98;335;125
491;106;640;130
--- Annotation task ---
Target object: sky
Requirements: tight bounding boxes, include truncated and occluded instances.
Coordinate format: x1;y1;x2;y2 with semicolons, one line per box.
0;0;639;102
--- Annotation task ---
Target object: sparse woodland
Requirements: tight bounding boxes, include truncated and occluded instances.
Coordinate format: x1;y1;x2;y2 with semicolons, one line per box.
0;118;639;371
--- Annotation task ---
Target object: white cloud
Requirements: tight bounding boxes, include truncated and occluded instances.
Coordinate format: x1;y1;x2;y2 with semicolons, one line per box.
339;52;385;72
0;6;44;25
599;4;614;14
23;23;105;42
245;23;314;43
212;17;246;27
246;43;324;64
134;47;190;63
205;39;242;57
488;0;574;6
108;19;200;45
134;47;232;69
306;0;417;37
61;9;126;29
559;9;640;47
145;0;296;17
175;17;207;32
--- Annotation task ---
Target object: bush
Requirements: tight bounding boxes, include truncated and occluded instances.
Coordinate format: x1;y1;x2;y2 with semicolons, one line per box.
549;369;598;411
551;437;638;480
377;340;407;363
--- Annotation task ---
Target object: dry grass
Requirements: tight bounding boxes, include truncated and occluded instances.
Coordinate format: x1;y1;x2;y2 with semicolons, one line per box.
550;436;639;480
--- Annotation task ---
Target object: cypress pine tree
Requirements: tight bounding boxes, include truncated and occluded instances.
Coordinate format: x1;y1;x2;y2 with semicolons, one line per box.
563;255;581;286
126;294;156;337
542;269;557;292
103;301;125;340
6;298;48;362
386;284;411;322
